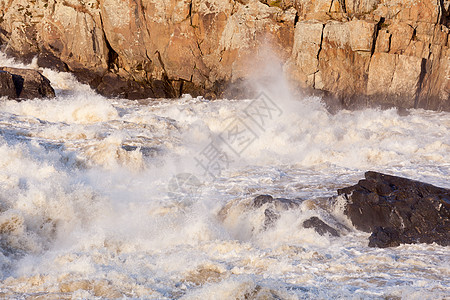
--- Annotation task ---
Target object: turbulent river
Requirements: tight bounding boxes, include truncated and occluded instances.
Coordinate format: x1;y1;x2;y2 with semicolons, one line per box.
0;52;449;299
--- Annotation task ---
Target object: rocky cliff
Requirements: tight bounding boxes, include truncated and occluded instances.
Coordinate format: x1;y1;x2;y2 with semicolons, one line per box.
0;0;449;110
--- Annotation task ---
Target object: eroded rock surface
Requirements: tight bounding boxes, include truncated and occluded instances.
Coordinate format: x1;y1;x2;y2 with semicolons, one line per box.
0;0;448;109
338;171;450;247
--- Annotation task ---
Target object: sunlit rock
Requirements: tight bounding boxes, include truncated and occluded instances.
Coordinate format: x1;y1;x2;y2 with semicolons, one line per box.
0;0;448;109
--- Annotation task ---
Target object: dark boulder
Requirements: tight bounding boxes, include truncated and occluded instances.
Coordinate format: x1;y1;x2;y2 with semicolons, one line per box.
0;71;17;98
252;194;276;208
252;194;299;210
338;171;450;247
0;67;55;99
303;216;340;237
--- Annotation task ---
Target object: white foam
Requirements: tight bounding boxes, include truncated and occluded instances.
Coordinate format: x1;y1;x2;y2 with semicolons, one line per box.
0;51;448;298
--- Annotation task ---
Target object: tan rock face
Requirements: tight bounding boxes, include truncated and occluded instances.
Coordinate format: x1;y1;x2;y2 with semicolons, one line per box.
417;45;450;110
388;22;415;54
286;21;323;86
345;0;380;14
314;20;372;99
390;55;423;98
367;53;423;108
0;0;448;110
288;0;449;110
396;0;443;24
367;52;398;96
348;19;377;51
375;29;391;53
28;0;108;73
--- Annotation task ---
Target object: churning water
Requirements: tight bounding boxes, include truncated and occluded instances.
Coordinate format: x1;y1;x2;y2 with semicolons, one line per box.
0;52;448;299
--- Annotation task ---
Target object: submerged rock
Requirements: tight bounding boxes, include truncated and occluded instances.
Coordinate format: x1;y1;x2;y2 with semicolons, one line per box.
303;216;340;237
338;171;450;248
252;194;299;210
251;195;342;236
0;67;55;99
252;195;300;229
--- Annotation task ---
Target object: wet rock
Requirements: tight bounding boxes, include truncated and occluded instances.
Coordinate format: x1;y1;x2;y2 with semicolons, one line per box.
252;195;275;208
338;171;450;247
94;72;170;100
263;208;280;229
36;50;69;72
0;71;17;98
252;194;299;210
252;195;300;228
243;284;288;300
368;227;401;248
303;216;340;237
0;67;55;99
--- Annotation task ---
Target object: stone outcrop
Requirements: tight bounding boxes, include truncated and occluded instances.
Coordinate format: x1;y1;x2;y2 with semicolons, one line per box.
302;216;340;237
338;171;450;247
0;0;448;109
249;171;450;247
244;170;450;248
0;67;55;99
289;0;450;110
